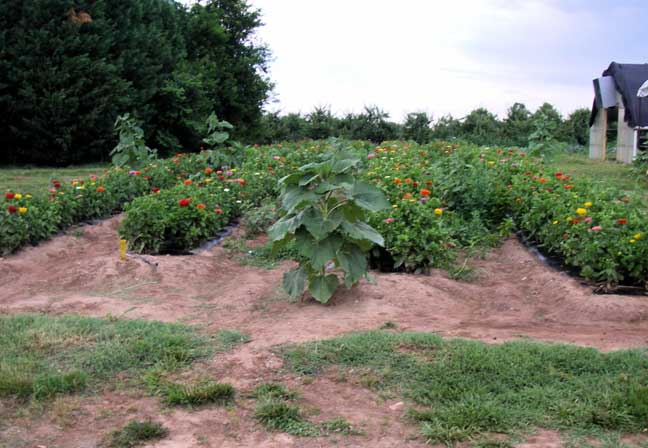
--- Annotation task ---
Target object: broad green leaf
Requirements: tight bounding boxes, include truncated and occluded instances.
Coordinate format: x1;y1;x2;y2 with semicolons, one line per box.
278;172;302;186
299;173;320;186
283;267;307;299
341;221;384;246
268;212;304;241
308;274;339;303
337;246;367;288
348;181;390;211
332;158;359;174
341;203;365;222
303;208;342;241
310;234;343;269
281;185;318;213
294;228;314;259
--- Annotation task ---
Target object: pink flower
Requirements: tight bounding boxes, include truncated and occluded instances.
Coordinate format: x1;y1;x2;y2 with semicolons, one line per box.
590;226;602;232
368;153;375;159
385;217;394;223
584;217;592;223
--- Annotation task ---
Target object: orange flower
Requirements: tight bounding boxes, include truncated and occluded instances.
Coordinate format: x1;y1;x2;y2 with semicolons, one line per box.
205;167;213;174
394;178;402;184
96;186;105;193
184;179;192;185
420;189;431;196
426;181;433;186
196;203;206;210
405;178;412;184
539;178;547;184
214;208;223;214
402;193;412;200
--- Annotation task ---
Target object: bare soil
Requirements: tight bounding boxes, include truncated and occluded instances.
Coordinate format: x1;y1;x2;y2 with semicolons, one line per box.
1;215;647;448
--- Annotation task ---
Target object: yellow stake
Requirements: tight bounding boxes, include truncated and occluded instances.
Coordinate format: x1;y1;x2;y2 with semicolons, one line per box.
119;239;128;261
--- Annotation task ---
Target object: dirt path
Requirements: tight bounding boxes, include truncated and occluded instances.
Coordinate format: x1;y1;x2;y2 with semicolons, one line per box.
1;215;647;447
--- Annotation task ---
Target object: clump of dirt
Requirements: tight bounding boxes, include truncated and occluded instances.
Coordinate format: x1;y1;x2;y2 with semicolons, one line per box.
1;215;648;447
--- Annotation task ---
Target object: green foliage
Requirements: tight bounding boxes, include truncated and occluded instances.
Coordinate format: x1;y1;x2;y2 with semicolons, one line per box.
0;314;210;402
270;144;389;303
281;330;648;444
250;382;299;401
110;114;157;168
403;112;433;143
105;420;168;448
0;0;271;165
215;329;250;350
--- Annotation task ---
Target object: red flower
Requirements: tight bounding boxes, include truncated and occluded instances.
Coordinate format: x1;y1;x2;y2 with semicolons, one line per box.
7;205;17;214
205;167;213;174
564;184;574;190
405;178;412;184
616;218;627;225
237;178;246;186
96;186;105;193
214;208;223;214
184;179;192;186
196;203;206;210
178;198;191;207
144;176;151;181
5;192;14;200
555;172;563;179
152;187;160;193
420;188;431;196
52;180;61;189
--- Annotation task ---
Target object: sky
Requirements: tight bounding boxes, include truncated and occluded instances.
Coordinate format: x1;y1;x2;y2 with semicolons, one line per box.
195;1;648;122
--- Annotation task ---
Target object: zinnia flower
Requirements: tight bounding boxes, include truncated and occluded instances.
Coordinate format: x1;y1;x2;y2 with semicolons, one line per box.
426;181;433;186
214;208;223;214
420;189;431;196
367;153;375;159
434;208;443;215
590;226;602;232
384;217;394;223
584;201;592;208
96;186;105;193
184;179;192;185
18;207;27;214
152;187;160;193
617;218;627;225
402;193;412;200
205;167;213;174
576;208;587;216
178;198;191;207
196;203;206;209
634;233;642;240
14;193;22;200
7;205;17;214
5;192;14;200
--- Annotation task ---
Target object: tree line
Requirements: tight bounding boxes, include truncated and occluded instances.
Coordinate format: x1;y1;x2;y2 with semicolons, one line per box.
257;103;591;149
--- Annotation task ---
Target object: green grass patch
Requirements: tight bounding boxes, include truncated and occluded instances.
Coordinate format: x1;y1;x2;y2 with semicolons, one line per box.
104;419;168;448
215;329;250;351
162;380;235;406
0;164;107;198
0;314;211;401
250;382;299;401
548;153;648;205
280;331;648;445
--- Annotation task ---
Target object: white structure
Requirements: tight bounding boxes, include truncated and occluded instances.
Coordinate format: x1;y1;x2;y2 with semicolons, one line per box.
589;62;648;163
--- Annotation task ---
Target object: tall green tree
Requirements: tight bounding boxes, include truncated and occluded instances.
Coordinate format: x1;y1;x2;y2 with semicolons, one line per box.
461;108;501;145
403;112;432;143
502;103;532;147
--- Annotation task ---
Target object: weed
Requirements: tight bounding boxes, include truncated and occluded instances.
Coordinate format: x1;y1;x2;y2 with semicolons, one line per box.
215;329;250;351
104;420;168;448
163;380;235;406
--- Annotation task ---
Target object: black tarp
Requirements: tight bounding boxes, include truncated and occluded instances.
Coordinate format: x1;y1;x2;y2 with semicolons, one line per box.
589;62;648;128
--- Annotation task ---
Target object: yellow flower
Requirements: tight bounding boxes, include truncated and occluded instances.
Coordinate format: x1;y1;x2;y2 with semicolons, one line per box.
487;161;495;166
566;217;573;222
25;194;32;199
629;239;636;244
14;193;22;200
392;205;398;209
72;181;79;186
584;201;592;208
205;178;213;183
634;233;642;240
434;208;443;215
18;207;27;214
552;220;558;225
408;199;415;203
576;208;587;216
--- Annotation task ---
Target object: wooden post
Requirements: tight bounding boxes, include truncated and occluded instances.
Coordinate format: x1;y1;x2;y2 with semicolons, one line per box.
589;108;607;161
616;107;635;164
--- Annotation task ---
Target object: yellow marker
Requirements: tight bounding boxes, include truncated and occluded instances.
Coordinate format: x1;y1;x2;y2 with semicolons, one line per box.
119;239;128;261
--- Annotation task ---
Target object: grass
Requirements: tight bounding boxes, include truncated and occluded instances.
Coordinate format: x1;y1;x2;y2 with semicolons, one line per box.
222;237;302;269
162;380;235;406
251;382;361;437
0;314;211;401
0;164;107;198
215;329;250;351
547;152;648;204
280;331;648;445
104;419;168;448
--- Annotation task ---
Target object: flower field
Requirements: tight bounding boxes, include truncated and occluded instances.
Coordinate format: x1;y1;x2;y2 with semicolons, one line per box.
2;141;647;288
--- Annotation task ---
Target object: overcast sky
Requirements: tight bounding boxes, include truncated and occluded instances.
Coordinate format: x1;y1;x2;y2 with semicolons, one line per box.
201;1;647;122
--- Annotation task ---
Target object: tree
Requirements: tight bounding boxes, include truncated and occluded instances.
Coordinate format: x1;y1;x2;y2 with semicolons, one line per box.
403;112;433;143
502;103;532;147
560;108;590;146
431;115;462;140
461;108;501;145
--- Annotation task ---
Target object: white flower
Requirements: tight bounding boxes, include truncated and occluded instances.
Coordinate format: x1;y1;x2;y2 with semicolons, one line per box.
224;188;230;192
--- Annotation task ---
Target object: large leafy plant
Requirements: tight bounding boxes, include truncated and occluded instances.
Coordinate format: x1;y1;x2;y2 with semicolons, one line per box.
269;145;390;303
110;114;157;168
202;112;246;168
